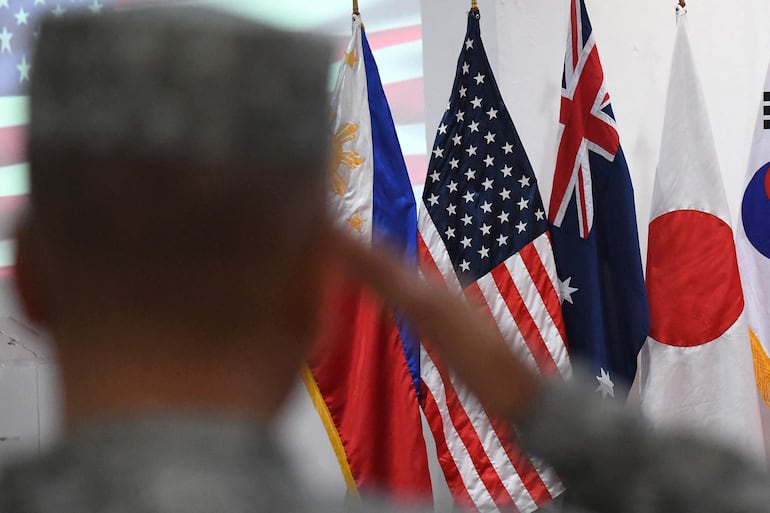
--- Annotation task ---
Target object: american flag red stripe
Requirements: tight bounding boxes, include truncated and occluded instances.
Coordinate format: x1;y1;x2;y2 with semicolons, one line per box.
418;11;569;511
489;265;559;374
519;242;567;343
420;373;478;510
0;125;25;167
485;417;551;506
418;210;567;512
424;343;519;511
473;237;569;376
422;350;532;513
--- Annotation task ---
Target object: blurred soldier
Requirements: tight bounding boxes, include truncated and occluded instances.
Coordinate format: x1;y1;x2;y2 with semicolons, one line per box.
5;7;334;513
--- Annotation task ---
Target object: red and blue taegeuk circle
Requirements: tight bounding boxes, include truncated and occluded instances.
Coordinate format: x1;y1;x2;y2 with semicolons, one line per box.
742;162;770;259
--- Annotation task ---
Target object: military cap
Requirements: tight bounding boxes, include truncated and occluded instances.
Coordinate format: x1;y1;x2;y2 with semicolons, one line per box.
27;7;331;171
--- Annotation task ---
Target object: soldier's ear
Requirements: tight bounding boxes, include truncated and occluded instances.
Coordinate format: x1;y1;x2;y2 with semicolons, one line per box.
13;215;48;326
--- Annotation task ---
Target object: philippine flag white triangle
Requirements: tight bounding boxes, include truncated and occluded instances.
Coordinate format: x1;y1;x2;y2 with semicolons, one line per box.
736;59;770;463
638;7;765;462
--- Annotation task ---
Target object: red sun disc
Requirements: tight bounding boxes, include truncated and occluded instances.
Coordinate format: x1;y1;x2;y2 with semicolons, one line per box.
647;210;743;347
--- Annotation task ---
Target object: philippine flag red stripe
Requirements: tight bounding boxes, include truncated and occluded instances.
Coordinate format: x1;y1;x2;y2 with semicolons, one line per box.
309;281;430;497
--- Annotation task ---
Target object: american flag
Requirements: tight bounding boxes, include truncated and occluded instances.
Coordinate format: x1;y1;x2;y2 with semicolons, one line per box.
0;0;114;274
547;0;648;396
417;9;570;513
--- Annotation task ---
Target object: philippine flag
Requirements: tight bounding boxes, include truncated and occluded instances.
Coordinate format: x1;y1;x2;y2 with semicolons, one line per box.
639;9;765;460
304;14;432;500
736;60;770;463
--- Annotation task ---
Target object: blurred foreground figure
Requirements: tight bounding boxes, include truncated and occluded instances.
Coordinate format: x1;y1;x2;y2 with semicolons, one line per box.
4;7;770;513
6;8;334;513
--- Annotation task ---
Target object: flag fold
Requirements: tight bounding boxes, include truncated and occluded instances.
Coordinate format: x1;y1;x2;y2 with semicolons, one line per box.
418;9;570;513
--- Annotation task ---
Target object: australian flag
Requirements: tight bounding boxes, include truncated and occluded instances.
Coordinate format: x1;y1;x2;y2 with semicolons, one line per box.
548;0;649;399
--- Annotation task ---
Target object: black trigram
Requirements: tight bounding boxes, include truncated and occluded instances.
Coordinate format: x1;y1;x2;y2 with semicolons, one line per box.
764;91;770;129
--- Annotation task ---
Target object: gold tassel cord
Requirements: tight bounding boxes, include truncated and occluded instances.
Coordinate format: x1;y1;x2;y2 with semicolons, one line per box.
301;366;360;496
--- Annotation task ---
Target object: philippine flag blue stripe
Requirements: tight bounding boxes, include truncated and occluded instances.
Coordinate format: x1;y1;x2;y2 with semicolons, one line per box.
362;28;422;396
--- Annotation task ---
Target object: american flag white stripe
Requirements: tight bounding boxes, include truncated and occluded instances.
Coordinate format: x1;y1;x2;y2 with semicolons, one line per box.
418;221;565;512
531;235;562;306
472;241;570;376
417;220;566;380
440;354;535;510
421;349;536;513
421;351;499;513
475;272;543;373
418;206;463;290
503;241;570;370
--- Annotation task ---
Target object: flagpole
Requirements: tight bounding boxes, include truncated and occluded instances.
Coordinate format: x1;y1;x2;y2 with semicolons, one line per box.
353;0;359;15
471;0;478;10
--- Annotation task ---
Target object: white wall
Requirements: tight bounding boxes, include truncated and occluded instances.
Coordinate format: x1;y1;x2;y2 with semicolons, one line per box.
421;0;770;259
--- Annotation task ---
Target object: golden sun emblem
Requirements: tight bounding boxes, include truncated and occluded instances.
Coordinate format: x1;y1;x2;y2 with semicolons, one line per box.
331;122;364;196
346;210;366;233
343;50;359;69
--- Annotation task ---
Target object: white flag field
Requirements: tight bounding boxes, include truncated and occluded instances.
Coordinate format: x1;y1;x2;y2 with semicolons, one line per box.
638;11;765;461
736;60;770;463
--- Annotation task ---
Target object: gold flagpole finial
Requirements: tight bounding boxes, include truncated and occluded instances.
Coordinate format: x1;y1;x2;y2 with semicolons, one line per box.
471;0;478;10
353;0;359;15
